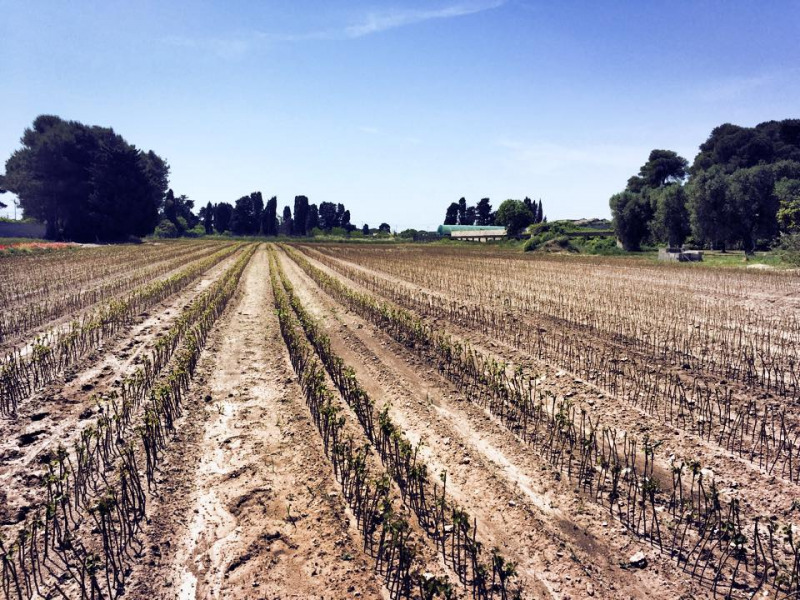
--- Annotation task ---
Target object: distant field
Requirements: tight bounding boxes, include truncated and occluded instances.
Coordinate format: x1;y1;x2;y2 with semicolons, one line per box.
1;240;798;599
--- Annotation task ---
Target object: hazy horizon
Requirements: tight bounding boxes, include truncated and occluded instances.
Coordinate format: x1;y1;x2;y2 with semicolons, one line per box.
2;1;798;230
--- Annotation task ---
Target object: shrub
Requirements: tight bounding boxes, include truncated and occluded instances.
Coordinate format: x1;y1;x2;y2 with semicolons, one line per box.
776;233;800;265
184;224;206;238
154;219;178;238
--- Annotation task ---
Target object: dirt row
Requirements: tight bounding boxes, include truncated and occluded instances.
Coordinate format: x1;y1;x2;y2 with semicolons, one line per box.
295;246;800;523
125;247;388;599
275;248;703;599
0;249;240;526
0;241;227;354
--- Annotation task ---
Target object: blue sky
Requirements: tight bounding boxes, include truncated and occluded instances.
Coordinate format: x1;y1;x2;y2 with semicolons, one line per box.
1;1;798;230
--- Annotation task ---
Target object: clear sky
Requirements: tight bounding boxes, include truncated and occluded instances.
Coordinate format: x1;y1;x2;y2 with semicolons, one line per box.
1;1;798;230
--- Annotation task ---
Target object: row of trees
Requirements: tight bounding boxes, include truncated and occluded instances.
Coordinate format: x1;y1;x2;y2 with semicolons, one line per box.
1;115;169;242
0;116;382;242
610;119;800;251
190;195;371;238
443;196;545;227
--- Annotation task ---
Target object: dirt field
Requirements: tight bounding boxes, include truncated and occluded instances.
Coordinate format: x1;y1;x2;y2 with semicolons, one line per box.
1;241;799;600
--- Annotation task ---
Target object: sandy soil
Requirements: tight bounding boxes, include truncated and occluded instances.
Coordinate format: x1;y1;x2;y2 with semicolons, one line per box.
0;251;240;525
276;247;703;600
5;242;797;600
296;247;800;524
126;247;387;599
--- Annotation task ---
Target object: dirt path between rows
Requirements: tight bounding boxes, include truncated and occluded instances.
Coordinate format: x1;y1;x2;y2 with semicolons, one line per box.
277;249;704;600
131;246;386;600
0;250;240;525
295;247;800;528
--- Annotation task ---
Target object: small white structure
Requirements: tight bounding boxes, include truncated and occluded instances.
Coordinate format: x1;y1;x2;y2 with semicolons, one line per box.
450;228;507;242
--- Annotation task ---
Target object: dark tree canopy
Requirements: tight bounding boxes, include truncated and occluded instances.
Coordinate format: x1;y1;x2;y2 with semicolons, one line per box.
200;201;214;234
611;148;689;249
306;203;319;232
362;223;369;235
475;198;493;225
280;205;293;235
213;202;233;233
2;115;169;241
638;150;689;188
378;222;391;234
162;189;197;234
444;202;459;225
262;196;278;236
318;201;337;230
692;120;800;175
457;197;467;225
292;195;309;236
462;206;476;226
231;192;263;235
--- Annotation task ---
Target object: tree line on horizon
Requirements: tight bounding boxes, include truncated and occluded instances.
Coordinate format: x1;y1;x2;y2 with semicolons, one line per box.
183;195;384;238
0;115;387;242
442;197;545;235
611;119;800;252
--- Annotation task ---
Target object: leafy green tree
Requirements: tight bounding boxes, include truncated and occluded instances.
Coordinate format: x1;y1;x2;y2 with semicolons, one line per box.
3;115;168;241
523;197;536;221
776;178;800;233
154;219;178;238
687;167;734;251
651;185;690;247
494;199;534;236
610;149;688;250
609;191;653;251
444;202;459;225
727;165;780;251
475;198;493;225
378;222;391;234
213;202;233;233
262;196;278;236
638;150;688;187
162;190;198;234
